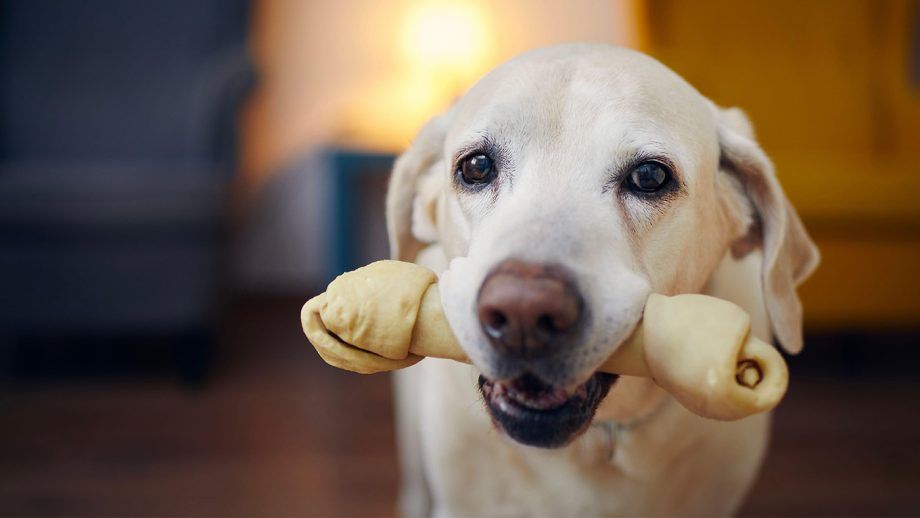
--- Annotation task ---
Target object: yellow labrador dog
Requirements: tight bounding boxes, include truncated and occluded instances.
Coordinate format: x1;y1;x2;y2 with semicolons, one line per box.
386;44;819;517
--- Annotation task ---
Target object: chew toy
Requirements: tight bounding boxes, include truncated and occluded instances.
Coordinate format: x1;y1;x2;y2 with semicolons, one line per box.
301;260;789;421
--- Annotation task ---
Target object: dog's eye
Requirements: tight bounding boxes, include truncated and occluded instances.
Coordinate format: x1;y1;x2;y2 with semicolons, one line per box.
459;154;495;185
626;161;671;193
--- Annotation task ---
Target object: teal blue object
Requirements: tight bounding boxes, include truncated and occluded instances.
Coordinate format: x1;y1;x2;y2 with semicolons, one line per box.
326;149;397;282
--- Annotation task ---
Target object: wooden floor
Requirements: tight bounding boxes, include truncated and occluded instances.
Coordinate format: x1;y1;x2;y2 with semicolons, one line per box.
1;295;918;516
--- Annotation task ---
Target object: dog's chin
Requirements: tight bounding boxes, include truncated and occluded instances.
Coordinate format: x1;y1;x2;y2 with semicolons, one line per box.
478;372;617;449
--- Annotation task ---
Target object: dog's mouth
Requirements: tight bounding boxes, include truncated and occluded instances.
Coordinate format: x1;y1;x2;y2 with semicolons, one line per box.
478;372;617;448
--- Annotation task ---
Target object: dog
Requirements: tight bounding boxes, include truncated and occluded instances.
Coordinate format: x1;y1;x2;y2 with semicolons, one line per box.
385;44;819;517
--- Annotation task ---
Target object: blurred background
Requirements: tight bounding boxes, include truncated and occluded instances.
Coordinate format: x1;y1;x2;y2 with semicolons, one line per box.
1;0;918;515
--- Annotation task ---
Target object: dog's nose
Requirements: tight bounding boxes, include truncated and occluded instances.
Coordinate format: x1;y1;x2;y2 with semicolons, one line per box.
477;260;583;359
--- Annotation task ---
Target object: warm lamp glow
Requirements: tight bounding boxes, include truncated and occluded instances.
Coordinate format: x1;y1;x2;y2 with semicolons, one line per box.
341;71;444;151
341;1;497;151
401;1;493;77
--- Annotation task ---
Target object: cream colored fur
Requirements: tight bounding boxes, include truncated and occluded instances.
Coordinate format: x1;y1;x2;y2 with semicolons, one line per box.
387;44;818;517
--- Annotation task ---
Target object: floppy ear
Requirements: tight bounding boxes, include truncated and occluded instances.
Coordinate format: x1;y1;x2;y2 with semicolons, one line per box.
386;112;452;262
716;107;820;354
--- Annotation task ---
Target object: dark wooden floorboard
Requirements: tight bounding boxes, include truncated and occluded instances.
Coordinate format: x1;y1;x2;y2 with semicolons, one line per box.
1;295;917;516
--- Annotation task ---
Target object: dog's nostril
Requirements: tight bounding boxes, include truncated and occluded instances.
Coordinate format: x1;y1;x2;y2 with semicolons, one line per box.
483;309;508;339
534;314;558;340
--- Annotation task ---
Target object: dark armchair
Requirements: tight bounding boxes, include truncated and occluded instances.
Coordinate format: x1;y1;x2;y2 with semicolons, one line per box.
0;0;254;381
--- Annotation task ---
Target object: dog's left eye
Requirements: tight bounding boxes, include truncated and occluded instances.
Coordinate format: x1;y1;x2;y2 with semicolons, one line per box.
458;154;495;185
626;161;671;193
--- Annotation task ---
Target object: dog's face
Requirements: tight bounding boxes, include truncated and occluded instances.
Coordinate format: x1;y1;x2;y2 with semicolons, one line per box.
387;44;818;449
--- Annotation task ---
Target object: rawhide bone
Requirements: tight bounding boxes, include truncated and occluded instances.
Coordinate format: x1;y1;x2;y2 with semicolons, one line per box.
301;260;789;421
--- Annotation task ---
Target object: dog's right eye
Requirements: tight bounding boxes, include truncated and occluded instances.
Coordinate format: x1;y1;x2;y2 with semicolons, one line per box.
458;154;496;185
625;161;672;194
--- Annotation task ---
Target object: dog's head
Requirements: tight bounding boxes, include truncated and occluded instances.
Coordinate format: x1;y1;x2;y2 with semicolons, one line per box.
387;44;819;448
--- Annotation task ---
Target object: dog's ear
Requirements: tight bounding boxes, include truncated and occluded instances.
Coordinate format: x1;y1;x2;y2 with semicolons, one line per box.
716;106;820;354
386;111;452;262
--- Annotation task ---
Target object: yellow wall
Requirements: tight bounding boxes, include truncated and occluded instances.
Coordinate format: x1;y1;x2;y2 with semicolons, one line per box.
641;0;920;328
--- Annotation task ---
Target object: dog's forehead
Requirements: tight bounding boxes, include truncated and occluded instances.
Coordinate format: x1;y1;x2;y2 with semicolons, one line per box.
446;45;716;161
